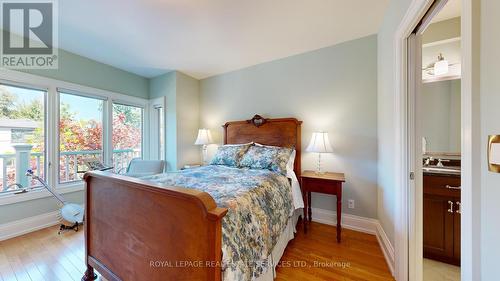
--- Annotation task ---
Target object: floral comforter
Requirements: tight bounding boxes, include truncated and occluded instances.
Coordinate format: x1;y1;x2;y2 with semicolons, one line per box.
142;165;293;280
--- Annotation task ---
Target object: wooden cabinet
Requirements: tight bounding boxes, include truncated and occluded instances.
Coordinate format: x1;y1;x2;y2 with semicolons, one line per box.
423;174;461;265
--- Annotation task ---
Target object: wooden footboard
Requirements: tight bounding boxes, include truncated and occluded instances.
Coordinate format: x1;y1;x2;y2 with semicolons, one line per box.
82;171;228;281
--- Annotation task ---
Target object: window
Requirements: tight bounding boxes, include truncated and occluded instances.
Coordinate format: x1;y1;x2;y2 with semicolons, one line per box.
0;83;46;193
0;72;148;202
58;92;104;183
112;103;143;171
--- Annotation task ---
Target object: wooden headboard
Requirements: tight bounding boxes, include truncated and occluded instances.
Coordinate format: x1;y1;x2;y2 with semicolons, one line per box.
223;114;302;175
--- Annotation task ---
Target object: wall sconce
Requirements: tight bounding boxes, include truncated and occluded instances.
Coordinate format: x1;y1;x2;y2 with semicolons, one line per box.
488;135;500;173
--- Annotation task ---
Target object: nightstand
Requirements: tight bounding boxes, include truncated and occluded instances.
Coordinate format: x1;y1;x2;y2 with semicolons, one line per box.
300;170;346;242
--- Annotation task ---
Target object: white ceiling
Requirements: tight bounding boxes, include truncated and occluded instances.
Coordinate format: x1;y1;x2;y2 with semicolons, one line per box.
432;0;461;23
56;0;390;79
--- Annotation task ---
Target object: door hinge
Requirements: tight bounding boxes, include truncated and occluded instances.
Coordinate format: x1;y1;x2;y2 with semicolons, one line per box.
410;172;415;180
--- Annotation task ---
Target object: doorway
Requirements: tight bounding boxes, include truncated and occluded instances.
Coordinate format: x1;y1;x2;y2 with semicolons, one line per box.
404;0;467;280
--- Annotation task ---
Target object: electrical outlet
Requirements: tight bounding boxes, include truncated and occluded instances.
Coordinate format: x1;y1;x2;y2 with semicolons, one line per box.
348;199;355;209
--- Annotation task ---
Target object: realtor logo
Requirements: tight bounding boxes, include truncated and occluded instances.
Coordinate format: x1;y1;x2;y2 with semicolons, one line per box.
1;0;58;69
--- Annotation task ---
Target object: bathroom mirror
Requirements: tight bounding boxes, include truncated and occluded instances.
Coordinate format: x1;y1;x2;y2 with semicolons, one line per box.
422;78;461;155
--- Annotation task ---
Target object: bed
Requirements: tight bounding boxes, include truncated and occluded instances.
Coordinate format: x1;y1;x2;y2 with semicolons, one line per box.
81;115;303;281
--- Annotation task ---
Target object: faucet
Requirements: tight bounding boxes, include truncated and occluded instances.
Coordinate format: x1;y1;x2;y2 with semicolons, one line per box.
424;157;434;166
436;159;450;167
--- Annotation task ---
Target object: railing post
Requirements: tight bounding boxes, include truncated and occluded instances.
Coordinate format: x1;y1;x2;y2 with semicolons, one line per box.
13;144;33;187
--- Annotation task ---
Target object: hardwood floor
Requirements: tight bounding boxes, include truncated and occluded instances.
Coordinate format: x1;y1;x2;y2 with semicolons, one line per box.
277;222;394;281
0;221;393;281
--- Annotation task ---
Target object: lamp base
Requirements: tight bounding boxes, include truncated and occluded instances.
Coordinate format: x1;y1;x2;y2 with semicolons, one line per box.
315;153;325;175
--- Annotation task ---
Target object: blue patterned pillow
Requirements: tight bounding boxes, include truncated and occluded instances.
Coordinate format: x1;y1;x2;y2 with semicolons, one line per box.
269;147;293;175
210;144;251;167
239;146;277;170
240;145;292;175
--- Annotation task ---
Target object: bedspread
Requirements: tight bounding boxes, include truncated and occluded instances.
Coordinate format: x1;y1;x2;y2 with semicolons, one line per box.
143;165;293;280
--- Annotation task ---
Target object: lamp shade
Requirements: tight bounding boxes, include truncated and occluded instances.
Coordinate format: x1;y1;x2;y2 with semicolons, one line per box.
306;132;333;153
490;143;500;165
194;129;212;145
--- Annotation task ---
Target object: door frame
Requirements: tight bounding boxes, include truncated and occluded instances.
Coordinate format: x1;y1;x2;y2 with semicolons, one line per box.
393;0;480;280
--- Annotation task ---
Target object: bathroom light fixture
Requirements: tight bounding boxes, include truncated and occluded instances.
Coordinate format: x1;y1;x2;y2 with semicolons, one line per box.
433;53;449;75
306;132;333;174
488;135;500;173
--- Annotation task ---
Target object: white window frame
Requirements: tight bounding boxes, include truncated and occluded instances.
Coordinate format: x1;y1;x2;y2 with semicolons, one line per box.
110;101;148;169
0;68;149;206
0;80;49;192
56;89;108;185
148;97;166;161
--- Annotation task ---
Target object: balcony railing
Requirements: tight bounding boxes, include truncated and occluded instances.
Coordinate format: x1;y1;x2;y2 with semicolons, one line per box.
0;148;140;192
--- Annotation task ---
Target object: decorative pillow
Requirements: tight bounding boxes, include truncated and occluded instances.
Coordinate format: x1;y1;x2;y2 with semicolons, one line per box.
270;147;293;175
240;145;293;175
210;144;251;167
239;145;277;170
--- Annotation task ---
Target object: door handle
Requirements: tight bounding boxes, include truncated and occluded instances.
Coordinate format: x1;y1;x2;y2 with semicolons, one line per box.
456;201;461;214
447;201;454;213
445;185;461;190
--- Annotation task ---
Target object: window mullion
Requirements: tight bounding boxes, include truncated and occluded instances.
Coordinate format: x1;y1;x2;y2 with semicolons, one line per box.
104;100;113;167
48;86;58;189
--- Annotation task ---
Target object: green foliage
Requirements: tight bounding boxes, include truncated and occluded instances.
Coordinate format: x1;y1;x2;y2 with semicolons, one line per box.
113;104;141;127
1;87;141;153
0;87;17;118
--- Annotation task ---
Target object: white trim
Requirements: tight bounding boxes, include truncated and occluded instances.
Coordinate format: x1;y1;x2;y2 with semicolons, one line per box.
0;210;60;241
311;208;378;234
310;208;395;276
376;222;395;276
460;0;481;280
393;2;432;281
0;183;84;206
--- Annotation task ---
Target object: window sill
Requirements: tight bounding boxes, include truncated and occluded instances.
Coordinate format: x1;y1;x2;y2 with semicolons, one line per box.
0;183;84;206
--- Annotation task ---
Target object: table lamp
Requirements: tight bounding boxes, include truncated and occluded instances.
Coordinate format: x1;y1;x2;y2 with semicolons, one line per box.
195;129;213;165
306;132;333;174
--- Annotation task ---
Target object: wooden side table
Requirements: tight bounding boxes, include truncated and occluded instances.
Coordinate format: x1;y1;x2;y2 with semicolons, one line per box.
300;170;346;242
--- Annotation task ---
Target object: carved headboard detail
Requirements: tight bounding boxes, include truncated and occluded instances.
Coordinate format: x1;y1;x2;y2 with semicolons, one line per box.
223;115;302;175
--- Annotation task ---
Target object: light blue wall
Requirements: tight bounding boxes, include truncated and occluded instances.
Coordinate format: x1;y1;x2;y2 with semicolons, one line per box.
377;0;413;246
21;49;149;99
200;35;378;219
150;72;177;170
149;71;200;170
481;0;500;278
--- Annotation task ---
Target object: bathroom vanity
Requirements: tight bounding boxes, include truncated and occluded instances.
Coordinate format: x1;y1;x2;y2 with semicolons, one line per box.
423;163;461;266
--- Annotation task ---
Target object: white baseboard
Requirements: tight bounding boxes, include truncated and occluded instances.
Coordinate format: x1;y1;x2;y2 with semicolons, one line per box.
0;211;60;241
375;222;395;276
311;207;395;276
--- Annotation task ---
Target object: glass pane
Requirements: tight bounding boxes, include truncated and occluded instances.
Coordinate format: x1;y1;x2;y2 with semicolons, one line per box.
0;84;45;192
59;92;104;183
112;103;142;172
